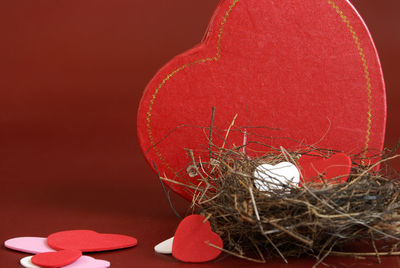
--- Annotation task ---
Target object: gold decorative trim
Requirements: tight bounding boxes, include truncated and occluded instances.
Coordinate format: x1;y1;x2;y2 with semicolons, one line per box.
328;0;373;157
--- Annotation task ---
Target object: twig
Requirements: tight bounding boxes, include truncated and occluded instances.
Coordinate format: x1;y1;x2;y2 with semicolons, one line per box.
329;251;400;257
313;242;336;268
160;177;201;191
249;186;288;263
219;114;238;153
153;161;182;220
205;242;266;263
267;221;313;247
370;232;381;264
209;107;216;160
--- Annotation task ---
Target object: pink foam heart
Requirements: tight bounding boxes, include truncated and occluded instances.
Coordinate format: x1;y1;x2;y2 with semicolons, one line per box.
31;249;82;268
4;237;55;254
47;230;137;252
63;256;110;268
172;215;223;262
21;256;110;268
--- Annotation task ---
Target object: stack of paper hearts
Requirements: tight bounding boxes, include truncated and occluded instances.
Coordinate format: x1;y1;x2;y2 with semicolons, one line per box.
4;230;137;267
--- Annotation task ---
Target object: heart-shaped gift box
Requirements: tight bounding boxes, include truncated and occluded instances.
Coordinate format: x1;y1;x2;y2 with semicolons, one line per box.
137;0;386;201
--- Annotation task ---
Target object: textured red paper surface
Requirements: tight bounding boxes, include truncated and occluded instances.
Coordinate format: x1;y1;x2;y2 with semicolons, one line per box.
138;0;387;201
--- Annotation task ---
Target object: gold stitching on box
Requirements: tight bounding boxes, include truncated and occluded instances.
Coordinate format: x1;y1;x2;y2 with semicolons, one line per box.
328;0;373;159
145;0;240;174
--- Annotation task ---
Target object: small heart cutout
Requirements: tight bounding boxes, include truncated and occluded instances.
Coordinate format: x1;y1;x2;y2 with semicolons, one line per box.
47;230;137;252
253;162;300;191
5;237;55;254
298;153;352;184
31;249;82;268
172;215;223;262
21;255;110;268
154;237;174;254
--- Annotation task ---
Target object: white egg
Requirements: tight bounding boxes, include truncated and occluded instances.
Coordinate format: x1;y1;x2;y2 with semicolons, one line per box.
253;162;300;191
20;256;41;268
154;237;174;254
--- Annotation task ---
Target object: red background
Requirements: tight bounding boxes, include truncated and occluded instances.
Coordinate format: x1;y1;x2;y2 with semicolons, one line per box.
0;0;399;267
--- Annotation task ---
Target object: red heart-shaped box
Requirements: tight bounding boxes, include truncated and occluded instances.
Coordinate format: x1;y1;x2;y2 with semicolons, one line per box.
137;0;386;200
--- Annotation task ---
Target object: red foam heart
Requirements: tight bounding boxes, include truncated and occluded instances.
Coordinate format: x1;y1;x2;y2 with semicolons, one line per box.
47;230;137;252
137;0;386;200
298;153;352;184
172;215;223;262
31;249;82;268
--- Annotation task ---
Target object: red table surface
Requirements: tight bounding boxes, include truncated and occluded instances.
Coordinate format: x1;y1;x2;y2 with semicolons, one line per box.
0;0;399;267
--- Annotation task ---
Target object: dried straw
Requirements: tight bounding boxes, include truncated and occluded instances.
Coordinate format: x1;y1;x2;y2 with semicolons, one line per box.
157;112;400;266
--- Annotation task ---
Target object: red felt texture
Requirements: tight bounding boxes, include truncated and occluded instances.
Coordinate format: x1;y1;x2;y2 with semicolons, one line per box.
172;215;223;263
137;0;386;201
47;230;137;252
298;153;352;184
31;249;82;268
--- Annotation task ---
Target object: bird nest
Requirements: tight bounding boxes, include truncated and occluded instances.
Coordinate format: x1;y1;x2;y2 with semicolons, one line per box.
160;138;400;266
155;111;400;266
